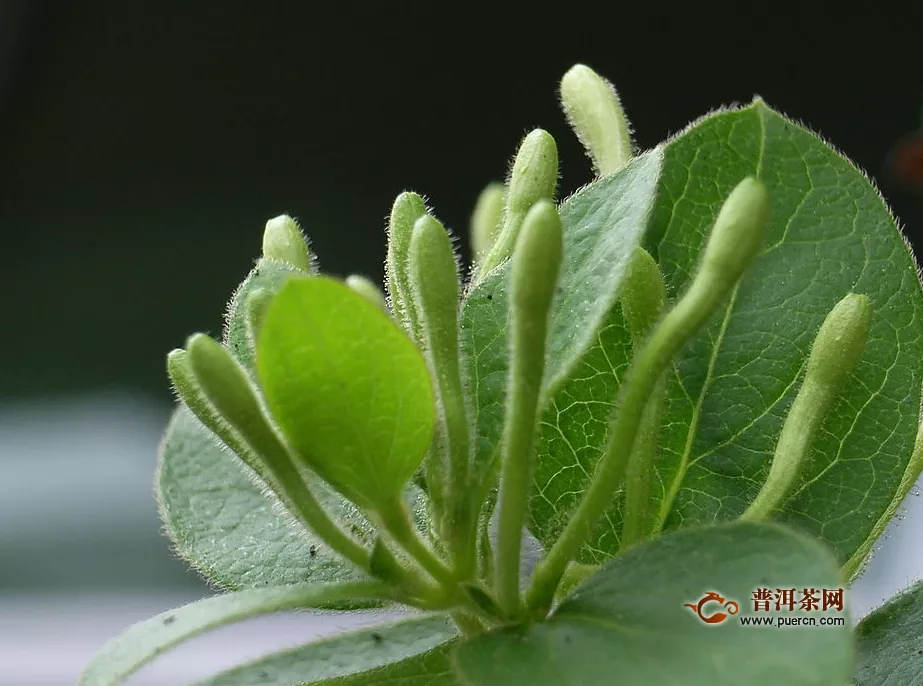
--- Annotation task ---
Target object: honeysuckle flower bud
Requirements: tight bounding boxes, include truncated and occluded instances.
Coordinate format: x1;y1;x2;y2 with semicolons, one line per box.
262;215;311;271
560;63;634;176
478;129;558;277
167;347;276;489
620;247;667;345
385;192;428;339
742;292;872;521
471;182;505;262
346;274;389;313
496;198;563;616
510;200;564;315
805;293;872;388
185;334;279;451
698;177;770;289
408;213;473;574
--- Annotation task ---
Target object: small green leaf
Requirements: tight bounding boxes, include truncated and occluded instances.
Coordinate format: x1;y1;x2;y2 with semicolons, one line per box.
192;616;457;686
80;582;393;686
258;276;436;511
456;522;852;685
855;579;923;685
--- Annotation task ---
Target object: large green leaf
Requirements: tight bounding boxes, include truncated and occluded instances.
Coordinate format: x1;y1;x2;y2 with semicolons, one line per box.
529;100;923;564
80;583;394;686
158;406;432;591
258;276;436;511
460;149;662;492
193;616;457;686
157;406;373;589
854;579;923;685
454;521;852;685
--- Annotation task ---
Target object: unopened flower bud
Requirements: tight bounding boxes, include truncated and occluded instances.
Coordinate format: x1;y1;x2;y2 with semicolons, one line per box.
262;215;311;272
560;64;634;175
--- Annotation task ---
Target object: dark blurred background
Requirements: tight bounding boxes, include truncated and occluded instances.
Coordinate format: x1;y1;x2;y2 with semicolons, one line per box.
1;3;921;683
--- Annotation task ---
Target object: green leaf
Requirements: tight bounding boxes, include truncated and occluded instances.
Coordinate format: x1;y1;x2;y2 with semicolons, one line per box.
80;582;394;686
192;616;457;686
530;101;923;564
329;643;459;686
455;522;852;685
156;406;376;590
258;276;436;512
855;579;923;685
460;148;663;492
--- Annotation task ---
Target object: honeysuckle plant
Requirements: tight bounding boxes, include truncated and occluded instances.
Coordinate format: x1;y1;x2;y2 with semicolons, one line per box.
82;64;923;685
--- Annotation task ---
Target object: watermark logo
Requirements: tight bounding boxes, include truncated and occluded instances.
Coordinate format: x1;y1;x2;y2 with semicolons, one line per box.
683;591;740;624
684;588;847;627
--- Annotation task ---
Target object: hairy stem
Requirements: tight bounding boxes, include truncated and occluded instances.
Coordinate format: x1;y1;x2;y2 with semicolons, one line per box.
495;200;562;618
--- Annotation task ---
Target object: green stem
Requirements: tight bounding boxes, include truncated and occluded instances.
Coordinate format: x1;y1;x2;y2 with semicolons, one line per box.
620;374;666;547
617;248;667;549
451;611;486;637
739;381;830;521
741;292;871;522
525;275;746;616
377;498;457;590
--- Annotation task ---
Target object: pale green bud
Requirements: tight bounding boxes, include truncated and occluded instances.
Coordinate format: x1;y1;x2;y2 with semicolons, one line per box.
471;182;505;262
262;215;311;271
479;130;558;276
699;177;770;287
806;293;872;389
560;64;634;175
620;247;667;346
385;192;428;335
510;200;563;314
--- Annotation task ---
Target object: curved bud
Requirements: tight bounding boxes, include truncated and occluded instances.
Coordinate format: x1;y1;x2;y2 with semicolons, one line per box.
385;192;428;336
806;293;872;389
262;215;311;271
478;129;558;277
560;63;634;175
699;177;770;288
471;182;505;262
408;213;474;575
186;334;287;462
620;247;667;345
167;347;277;490
346;274;389;313
742;293;872;522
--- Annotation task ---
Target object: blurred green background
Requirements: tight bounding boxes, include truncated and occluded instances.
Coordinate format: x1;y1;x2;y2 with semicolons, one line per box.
1;3;921;682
